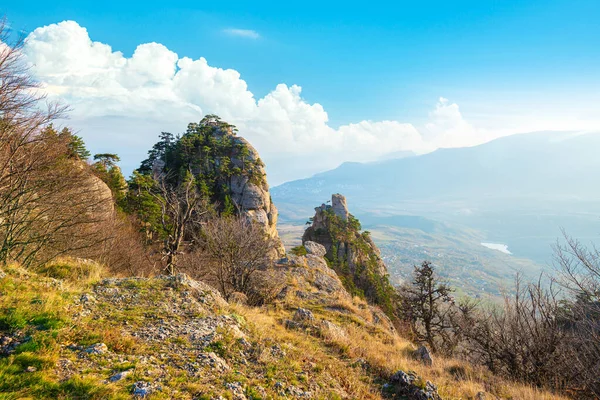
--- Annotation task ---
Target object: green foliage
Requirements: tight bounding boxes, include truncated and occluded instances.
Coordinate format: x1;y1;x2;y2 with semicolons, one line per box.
93;153;120;168
290;245;308;256
122;171;166;240
315;209;396;316
40;124;91;160
131;116;263;217
222;194;236;217
92;153;127;205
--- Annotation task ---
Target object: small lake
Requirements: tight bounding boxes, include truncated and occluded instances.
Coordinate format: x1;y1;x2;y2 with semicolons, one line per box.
481;242;512;254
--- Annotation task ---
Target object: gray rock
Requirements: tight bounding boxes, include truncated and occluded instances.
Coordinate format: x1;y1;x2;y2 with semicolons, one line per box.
225;381;247;400
332;193;349;221
109;369;132;382
199;352;230;372
287;385;312;398
303;241;326;257
80;293;95;304
228;292;248;305
415;345;433;367
294;307;315;322
84;343;108;355
25;366;37;373
388;370;441;400
132;381;154;398
320;320;347;340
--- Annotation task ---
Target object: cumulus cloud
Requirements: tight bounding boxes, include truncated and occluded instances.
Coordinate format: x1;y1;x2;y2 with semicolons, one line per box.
23;20;491;184
223;28;260;39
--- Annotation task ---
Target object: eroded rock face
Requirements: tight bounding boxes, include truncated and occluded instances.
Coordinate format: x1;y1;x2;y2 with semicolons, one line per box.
303;241;327;257
331;193;349;221
302;194;392;306
152;121;285;257
226;135;285;256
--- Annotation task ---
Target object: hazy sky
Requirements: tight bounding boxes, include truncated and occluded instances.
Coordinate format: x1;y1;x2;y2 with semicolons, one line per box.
4;1;600;184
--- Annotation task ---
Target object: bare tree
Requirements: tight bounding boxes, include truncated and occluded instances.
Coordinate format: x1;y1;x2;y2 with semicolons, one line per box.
154;172;208;275
553;232;600;397
400;261;454;353
459;276;568;389
0;19;112;267
195;216;275;301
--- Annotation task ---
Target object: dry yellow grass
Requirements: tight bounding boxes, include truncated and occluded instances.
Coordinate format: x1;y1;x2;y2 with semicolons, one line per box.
231;299;570;400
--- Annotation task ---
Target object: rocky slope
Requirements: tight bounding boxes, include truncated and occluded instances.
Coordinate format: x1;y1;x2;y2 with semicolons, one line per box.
302;194;395;314
0;255;568;399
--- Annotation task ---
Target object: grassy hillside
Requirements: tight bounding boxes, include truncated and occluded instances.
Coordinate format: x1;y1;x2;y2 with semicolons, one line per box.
0;258;567;399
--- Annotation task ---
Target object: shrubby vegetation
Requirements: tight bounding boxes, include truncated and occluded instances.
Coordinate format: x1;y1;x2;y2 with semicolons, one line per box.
310;207;397;316
397;235;600;398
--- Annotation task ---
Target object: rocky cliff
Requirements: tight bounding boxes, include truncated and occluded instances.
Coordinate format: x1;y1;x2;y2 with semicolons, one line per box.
151;116;285;256
302;194;395;314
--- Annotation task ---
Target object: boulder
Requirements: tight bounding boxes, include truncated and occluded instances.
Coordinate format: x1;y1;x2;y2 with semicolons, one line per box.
415;345;433;367
387;370;441;400
294;308;315;322
303;241;327;257
84;343;108;355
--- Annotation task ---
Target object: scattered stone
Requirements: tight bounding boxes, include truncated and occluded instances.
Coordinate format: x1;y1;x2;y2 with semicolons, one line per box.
303;241;327;257
270;344;286;358
132;381;154;398
388;370;441;400
287;385;312;398
80;293;95;304
351;358;370;370
109;369;132;382
415;345;433;367
198;352;230;372
84;343;108;355
0;269;6;279
294;307;315;322
320;320;347;340
284;320;301;329
25;366;37;373
225;381;247;400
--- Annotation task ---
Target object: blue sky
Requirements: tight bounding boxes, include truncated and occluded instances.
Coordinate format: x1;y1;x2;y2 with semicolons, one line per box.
3;1;600;183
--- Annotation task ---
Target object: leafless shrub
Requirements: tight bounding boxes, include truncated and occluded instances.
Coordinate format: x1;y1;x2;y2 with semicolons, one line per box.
154;173;208;275
0;19;113;267
458;277;569;389
552;231;600;398
95;215;160;277
189;216;276;301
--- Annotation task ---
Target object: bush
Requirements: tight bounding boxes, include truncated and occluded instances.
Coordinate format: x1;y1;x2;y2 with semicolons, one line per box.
290;245;307;256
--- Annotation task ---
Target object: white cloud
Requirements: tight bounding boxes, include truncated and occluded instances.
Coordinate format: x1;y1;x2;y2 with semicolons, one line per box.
23;20;512;185
223;28;260;39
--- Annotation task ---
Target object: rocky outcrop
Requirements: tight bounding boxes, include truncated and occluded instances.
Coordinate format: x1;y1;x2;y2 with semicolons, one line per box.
225;134;283;255
385;370;442;399
302;194;394;313
415;345;434;367
151;117;285;256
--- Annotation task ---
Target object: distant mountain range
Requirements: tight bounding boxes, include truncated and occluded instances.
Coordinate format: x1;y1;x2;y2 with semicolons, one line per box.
272;131;600;266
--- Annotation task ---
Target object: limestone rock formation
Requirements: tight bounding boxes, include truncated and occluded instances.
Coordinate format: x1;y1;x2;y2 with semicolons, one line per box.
303;241;327;257
302;194;394;313
151;117;285;256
